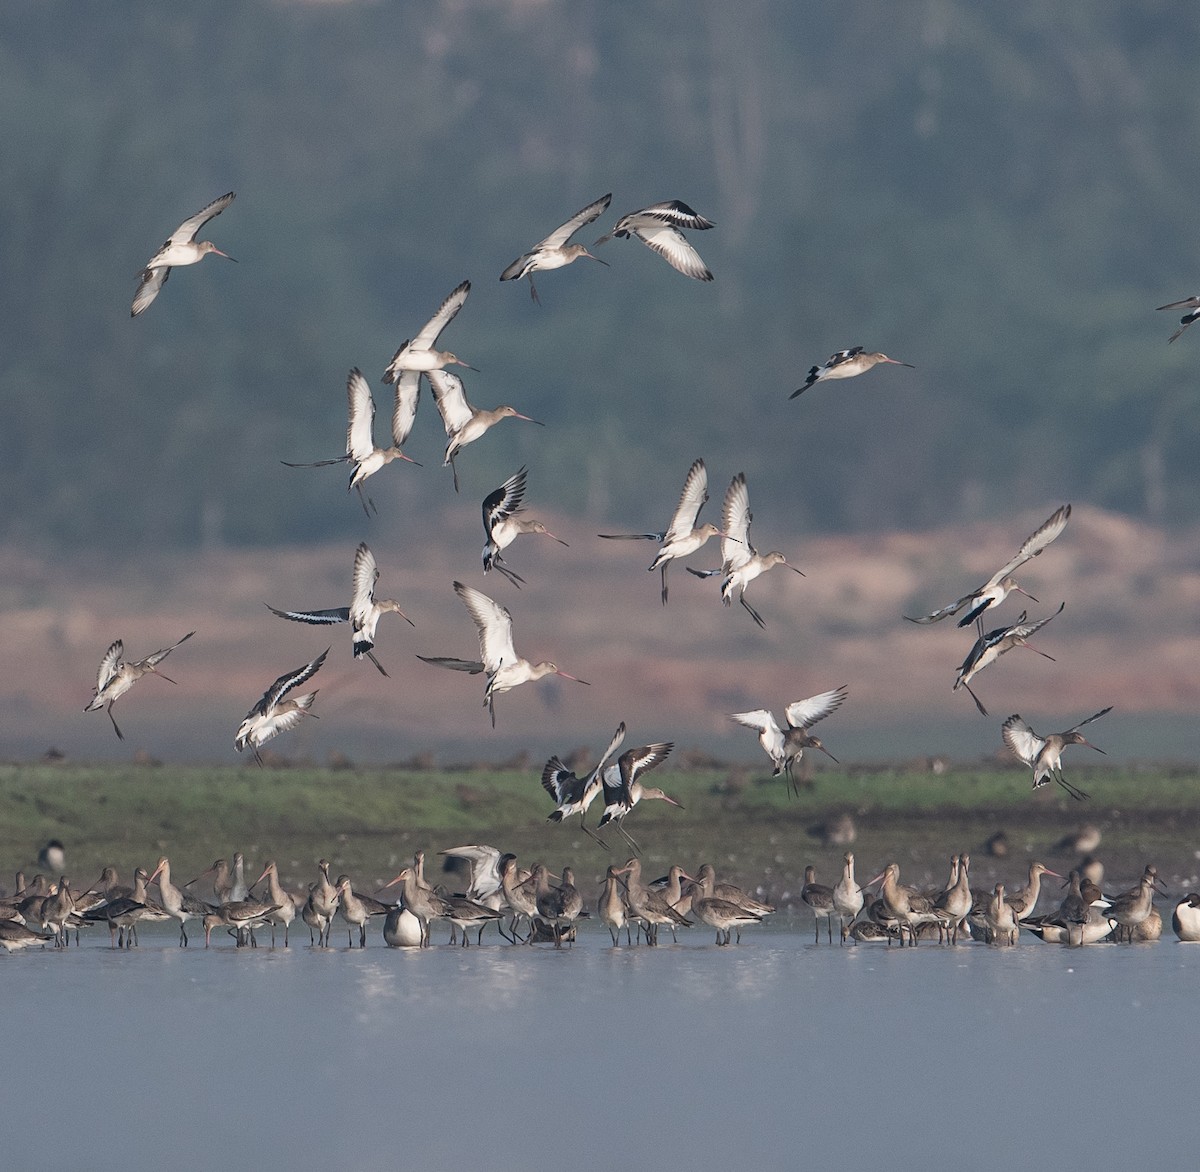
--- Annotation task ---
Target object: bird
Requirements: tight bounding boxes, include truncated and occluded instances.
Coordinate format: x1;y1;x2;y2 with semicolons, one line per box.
84;631;195;741
252;861;298;948
598;458;728;605
428;369;543;492
264;542;413;676
953;603;1065;716
418;582;587;727
481;467;568;588
789;348;913;398
381;279;474;389
833;852;866;944
800;866;837;944
1002;707;1112;801
596;738;679;855
281;368;420;516
542;721;627;846
1157;294;1200;343
147;856;215;947
37;840;65;874
594;200;715;281
687;472;804;628
985;884;1019;946
1172;893;1200;942
906;505;1071;630
1107;865;1167;943
598;864;632;946
500;192;612;303
234;649;327;764
533;865;583;949
131;191;236;316
729;686;848;796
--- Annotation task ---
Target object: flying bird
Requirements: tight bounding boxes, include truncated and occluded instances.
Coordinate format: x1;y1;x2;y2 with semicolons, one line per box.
687;472;804;628
265;542;413;676
84;631;195;740
281;368;420;515
730;686;849;796
429;370;543;492
599;458;727;605
790;348;913;398
131;192;236;317
594;200;715;281
542;721;627;846
953;603;1065;716
906;505;1071;631
418;582;588;727
1002;707;1112;801
381;279;474;387
596;738;679;855
235;649;327;764
482;467;568;588
500;193;612;303
1157;294;1200;344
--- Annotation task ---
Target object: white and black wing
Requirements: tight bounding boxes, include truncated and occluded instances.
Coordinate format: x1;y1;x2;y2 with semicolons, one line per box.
168;191;236;246
1001;714;1044;768
784;686;849;731
413;280;470;349
985;505;1072;589
664;458;709;543
95;640;124;693
429;369;474;437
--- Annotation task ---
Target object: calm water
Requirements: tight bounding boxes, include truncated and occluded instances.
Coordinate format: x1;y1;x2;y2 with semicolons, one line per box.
5;919;1197;1172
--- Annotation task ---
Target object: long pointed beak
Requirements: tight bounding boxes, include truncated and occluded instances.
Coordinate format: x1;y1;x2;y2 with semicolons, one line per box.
788;564;806;576
663;795;683;809
1085;741;1107;755
397;452;422;466
1021;644;1056;662
1015;585;1039;603
815;744;840;764
382;874;404;889
582;250;609;266
556;670;590;685
514;413;544;426
212;249;236;262
883;357;913;367
542;530;569;546
453;359;479;372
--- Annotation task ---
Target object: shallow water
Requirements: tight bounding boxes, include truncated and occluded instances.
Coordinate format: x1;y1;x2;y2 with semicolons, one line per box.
5;919;1197;1172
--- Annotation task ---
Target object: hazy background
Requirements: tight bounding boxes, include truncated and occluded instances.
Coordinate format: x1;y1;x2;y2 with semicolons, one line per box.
2;0;1198;765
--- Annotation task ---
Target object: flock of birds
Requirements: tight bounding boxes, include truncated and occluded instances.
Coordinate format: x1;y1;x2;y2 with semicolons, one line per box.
2;842;1198;953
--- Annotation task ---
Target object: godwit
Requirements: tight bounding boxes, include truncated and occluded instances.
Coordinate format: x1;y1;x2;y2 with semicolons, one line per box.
381;279;474;389
0;921;54;951
833;852;865;943
131;191;236;317
687;867;762;945
953;603;1065;716
599;458;728;604
437;844;512;911
383;867;450;947
906;505;1071;631
985;884;1019;945
265;542;413;676
1157;294;1200;343
482;467;568;587
253;861;298;947
438;893;504;947
789;348;913;398
877;863;944;946
429;370;543;492
934;854;972;944
1171;893;1200;941
617;857;691;945
39;878;76;948
281;368;420;516
533;865;583;948
500;192;612;303
417;582;588;727
800;866;837;944
83;866;161;948
595;738;679;855
1001;707;1111;800
214;896;280;948
301;860;339;947
687;473;804;628
334;875;390;948
599;864;632;946
234;648;327;764
148;856;214;947
691;864;774;919
1107;865;1167;943
498;855;539;943
594;200;715;281
84;631;194;741
37;841;65;874
542;721;627;846
730;685;848;796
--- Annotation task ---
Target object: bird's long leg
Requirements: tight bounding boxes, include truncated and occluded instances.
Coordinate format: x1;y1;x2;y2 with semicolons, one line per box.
660;562;670;607
1019;644;1056;662
354;484;376;518
493;560;525;589
579;815;609;850
740;595;766;629
106;704;125;741
1054;770;1090;801
253;747;265;768
365;650;389;677
962;681;989;717
529;276;540;305
450;454;460;494
615;821;641;856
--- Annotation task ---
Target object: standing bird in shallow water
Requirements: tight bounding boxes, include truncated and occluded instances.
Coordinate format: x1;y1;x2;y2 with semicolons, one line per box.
599;458;728;605
594;200;715;281
131;191;236;316
84;631;195;740
729;686;848;797
418;582;588;727
687;472;804;628
790;347;913;398
1001;706;1112;801
906;505;1071;632
953;603;1064;716
265;542;413;676
235;649;327;764
481;467;568;588
1157;294;1200;344
500;193;612;304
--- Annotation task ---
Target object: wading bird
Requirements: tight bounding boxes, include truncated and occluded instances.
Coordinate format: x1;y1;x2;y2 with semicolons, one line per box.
84;631;195;741
594;199;715;280
599;458;728;605
790;348;913;398
687;472;804;628
542;721;627;846
234;649;327;764
429;370;542;492
131;192;236;316
281;368;420;516
1157;294;1200;344
953;603;1064;716
482;467;568;587
596;738;679;855
1001;707;1112;800
418;582;587;727
265;542;412;676
906;505;1071;631
500;193;612;303
729;686;848;796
